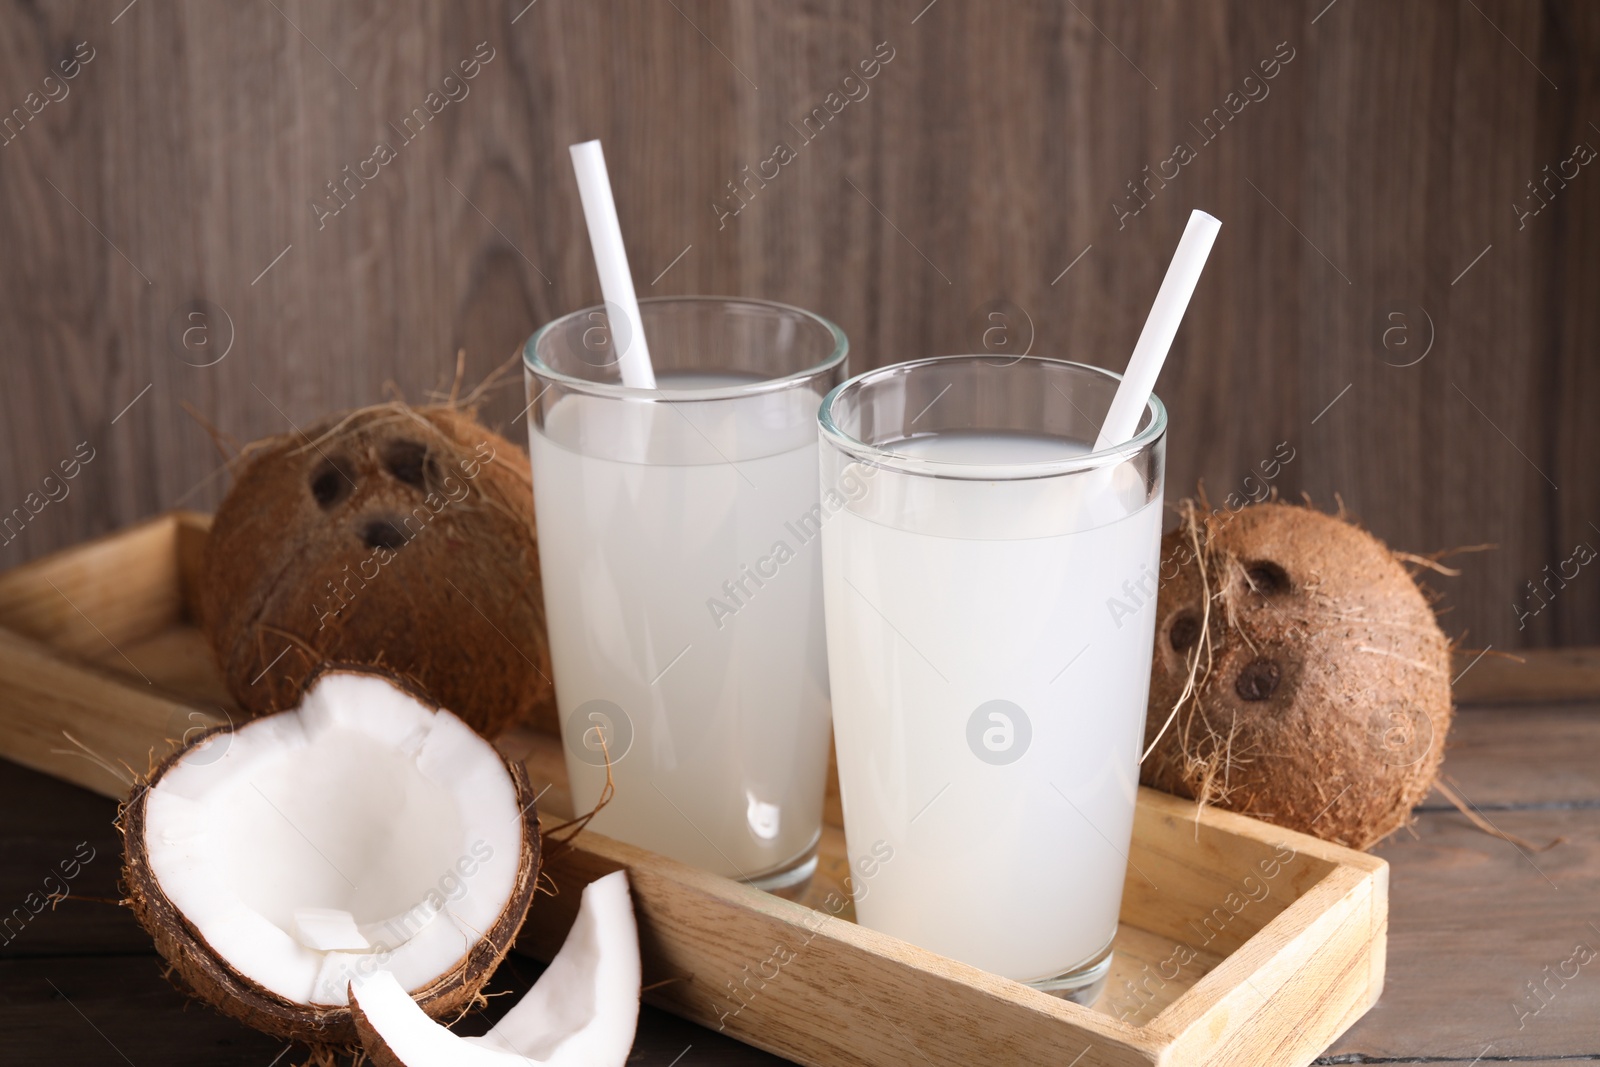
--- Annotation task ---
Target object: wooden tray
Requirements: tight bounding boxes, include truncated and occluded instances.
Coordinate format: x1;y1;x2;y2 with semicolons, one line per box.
0;513;1387;1066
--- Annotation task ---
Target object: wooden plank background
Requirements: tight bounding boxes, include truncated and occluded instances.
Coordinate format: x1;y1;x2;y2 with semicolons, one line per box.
0;0;1595;651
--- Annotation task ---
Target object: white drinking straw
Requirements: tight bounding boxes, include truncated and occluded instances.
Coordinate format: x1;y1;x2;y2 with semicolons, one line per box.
569;139;656;389
1095;209;1221;450
1067;210;1220;535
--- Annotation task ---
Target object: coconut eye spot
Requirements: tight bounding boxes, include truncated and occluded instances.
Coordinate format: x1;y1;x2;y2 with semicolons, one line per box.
382;439;435;490
362;519;409;551
1168;610;1202;652
1235;658;1282;701
1243;560;1291;596
310;459;354;508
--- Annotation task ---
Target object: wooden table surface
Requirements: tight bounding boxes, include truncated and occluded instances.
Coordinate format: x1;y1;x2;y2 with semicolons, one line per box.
2;693;1595;1065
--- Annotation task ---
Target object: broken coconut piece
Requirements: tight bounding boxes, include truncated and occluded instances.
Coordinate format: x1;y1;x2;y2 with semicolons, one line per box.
293;908;371;952
351;870;640;1067
121;667;542;1046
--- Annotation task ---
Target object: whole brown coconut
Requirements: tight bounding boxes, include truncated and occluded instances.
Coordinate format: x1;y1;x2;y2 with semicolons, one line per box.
201;402;555;738
1140;500;1453;850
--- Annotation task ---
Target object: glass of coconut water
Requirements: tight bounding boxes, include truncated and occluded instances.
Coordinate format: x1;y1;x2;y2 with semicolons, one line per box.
524;297;847;895
816;355;1166;1001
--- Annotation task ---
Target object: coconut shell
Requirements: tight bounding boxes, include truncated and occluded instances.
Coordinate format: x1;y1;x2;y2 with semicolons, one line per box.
1140;501;1453;850
349;1002;410;1067
119;666;543;1049
200;402;554;738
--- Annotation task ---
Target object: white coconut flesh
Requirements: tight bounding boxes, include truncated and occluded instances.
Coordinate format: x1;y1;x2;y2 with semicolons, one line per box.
140;672;525;1006
353;871;640;1066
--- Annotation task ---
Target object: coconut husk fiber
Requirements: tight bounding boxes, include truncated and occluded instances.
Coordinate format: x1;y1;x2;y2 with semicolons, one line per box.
200;401;554;739
1140;499;1454;850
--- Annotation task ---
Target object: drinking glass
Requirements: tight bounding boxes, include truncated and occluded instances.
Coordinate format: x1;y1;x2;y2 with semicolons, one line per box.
816;355;1165;999
524;297;847;894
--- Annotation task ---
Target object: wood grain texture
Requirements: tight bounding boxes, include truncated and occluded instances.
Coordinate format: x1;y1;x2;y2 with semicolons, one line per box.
1328;807;1600;1060
9;718;1593;1066
0;510;1391;1066
0;510;1595;1063
1452;647;1600;705
1426;701;1600;808
508;778;1387;1067
0;1;1595;653
1326;705;1600;1060
6;515;1599;1066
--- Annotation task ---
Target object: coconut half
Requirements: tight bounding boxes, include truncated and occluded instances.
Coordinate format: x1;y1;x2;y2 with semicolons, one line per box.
121;667;542;1046
351;871;640;1066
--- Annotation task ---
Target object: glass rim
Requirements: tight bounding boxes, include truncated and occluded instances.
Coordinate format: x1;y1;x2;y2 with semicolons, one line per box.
817;355;1168;481
523;295;849;403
